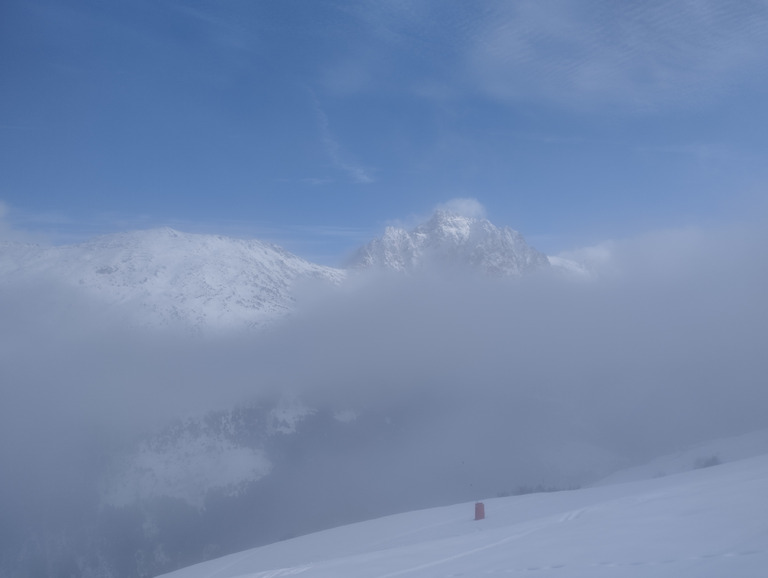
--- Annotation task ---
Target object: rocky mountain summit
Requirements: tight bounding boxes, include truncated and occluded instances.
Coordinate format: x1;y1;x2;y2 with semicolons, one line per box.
348;210;549;275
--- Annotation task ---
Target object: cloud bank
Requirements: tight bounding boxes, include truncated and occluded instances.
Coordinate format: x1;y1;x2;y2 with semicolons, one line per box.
1;219;766;574
2;222;766;464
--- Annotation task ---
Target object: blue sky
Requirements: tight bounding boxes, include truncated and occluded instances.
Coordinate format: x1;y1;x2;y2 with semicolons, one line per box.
2;0;767;264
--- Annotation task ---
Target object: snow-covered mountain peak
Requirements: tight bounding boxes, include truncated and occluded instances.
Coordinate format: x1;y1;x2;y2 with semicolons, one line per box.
349;209;549;276
1;213;550;332
0;228;345;330
422;209;474;243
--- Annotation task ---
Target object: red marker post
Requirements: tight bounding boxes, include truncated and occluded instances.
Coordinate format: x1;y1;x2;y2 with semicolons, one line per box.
474;502;485;521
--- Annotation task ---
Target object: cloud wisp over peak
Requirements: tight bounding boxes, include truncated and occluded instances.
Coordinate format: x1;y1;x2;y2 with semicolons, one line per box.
435;198;487;219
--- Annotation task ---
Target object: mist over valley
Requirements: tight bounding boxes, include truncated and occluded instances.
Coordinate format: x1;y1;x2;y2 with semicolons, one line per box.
1;207;766;576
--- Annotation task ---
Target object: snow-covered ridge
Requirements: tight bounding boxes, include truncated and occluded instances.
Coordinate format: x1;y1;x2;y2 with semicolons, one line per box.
1;212;557;330
593;429;768;486
0;227;345;330
547;254;589;276
348;210;550;275
159;448;768;578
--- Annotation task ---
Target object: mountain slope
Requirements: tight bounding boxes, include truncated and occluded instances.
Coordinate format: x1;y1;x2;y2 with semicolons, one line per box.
348;210;549;275
159;450;768;578
0;228;344;330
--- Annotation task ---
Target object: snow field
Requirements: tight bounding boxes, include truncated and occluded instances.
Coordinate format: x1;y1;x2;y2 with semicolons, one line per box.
159;451;768;578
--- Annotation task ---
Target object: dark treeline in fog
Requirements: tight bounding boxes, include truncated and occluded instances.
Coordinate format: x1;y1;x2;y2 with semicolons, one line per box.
1;225;767;577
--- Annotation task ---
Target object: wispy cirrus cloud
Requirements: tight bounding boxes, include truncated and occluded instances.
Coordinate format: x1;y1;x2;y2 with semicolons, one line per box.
465;0;768;110
328;0;768;112
312;99;375;184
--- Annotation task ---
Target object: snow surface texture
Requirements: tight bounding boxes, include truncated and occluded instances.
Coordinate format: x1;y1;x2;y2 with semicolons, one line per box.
159;442;768;578
348;210;550;275
0;228;344;330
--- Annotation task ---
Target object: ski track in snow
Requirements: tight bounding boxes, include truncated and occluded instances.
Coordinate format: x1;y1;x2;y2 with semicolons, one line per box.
373;525;548;578
368;507;588;577
556;508;585;523
235;549;767;578
237;567;312;578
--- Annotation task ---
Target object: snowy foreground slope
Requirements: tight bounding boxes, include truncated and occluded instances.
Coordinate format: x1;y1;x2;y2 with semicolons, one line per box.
160;451;768;578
